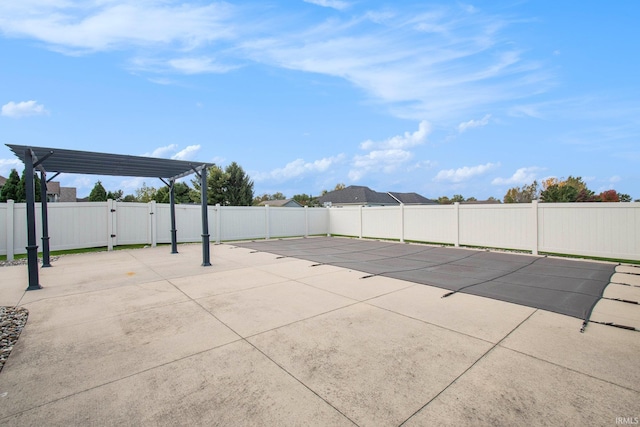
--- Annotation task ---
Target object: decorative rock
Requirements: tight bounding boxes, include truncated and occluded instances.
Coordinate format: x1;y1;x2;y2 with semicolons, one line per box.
0;306;29;372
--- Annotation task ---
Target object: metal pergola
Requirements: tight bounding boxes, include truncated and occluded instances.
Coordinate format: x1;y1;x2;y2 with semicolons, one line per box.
6;144;215;291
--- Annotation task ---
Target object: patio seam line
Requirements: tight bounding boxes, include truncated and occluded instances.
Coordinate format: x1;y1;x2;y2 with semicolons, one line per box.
298;278;418;304
496;344;640;394
18;297;198;334
0;338;246;422
241;337;360;426
362;301;502;346
161;277;362;426
398;309;539;426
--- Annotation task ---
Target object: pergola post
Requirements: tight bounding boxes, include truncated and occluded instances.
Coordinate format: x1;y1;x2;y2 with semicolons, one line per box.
24;149;41;290
200;166;211;266
40;170;52;267
169;179;178;254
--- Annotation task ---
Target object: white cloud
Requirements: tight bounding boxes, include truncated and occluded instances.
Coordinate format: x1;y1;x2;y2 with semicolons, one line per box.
609;175;621;183
0;158;22;176
349;149;413;181
242;6;551;121
142;144;178;158
171;145;201;160
349;122;430;181
0;3;552;120
1;100;48;118
0;2;236;53
491;166;542;185
167;57;238;74
458;114;491;133
141;144;200;160
304;0;350;11
434;162;498;183
360;121;431;150
256;154;345;182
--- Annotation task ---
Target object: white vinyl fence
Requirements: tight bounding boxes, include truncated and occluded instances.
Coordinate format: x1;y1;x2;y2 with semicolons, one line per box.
1;200;639;261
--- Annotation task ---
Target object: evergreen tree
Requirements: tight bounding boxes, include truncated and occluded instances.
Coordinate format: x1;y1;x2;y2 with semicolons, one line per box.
154;182;197;204
16;170;42;202
225;162;254;206
191;162;254;206
89;181;108;201
0;169;20;202
106;189;123;201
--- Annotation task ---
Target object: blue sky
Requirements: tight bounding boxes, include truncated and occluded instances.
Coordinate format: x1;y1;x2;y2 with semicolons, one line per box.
1;1;638;200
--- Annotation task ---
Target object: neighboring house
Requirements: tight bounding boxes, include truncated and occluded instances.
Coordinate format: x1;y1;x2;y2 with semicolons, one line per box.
388;192;437;205
46;181;77;202
258;199;303;207
318;185;436;207
0;175;6;190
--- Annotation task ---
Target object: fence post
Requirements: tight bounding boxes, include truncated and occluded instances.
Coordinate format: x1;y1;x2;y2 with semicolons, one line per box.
304;205;309;237
532;200;539;255
400;204;405;243
149;201;157;247
454;202;460;247
326;206;331;237
107;199;114;251
6;199;14;261
359;205;363;239
215;204;221;244
265;205;270;240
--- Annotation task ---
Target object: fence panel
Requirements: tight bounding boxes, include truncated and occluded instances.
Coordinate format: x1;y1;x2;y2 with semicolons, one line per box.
361;206;401;240
307;208;329;236
459;204;533;250
328;207;361;237
269;207;307;238
47;202;108;251
403;205;456;244
2;201;639;261
538;203;640;260
115;202;150;246
219;207;266;241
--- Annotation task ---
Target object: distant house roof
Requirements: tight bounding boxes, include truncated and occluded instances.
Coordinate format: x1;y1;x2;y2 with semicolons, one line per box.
46;181;61;195
318;185;410;206
258;199;303;207
388;192;437;205
0;175;6;188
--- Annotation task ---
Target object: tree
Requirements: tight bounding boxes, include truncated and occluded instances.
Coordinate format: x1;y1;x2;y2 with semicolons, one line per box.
598;190;619;202
154;182;196;204
334;183;346;191
504;181;539;203
618;193;632;202
106;189;123;201
225;162;254;206
451;194;465;203
192;165;227;205
192;162;254;206
16;170;42;202
293;193;318;207
437;196;451;205
135;182;157;203
0;169;20;202
89;181;108;201
540;176;595;203
122;194;137;202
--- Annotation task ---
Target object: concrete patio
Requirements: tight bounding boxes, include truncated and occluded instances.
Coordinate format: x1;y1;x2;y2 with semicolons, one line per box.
0;239;638;426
